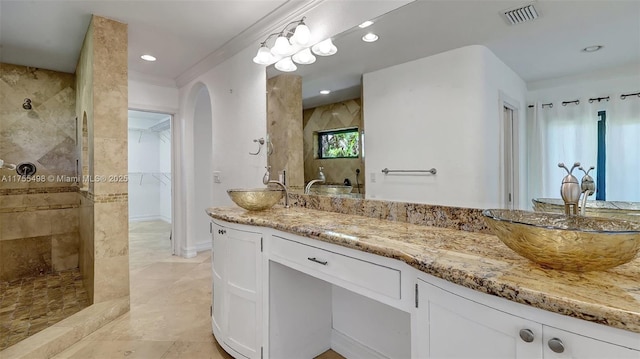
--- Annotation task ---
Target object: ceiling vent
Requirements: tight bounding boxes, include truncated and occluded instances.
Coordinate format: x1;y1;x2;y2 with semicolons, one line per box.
503;4;539;25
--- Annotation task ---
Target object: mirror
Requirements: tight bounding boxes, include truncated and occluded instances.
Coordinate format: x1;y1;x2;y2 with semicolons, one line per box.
267;1;640;206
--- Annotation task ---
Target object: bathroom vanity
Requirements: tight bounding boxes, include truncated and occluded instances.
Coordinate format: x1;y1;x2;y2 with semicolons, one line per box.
207;207;640;359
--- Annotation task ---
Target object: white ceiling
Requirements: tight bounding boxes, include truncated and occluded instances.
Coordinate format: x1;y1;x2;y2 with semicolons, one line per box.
0;0;290;79
262;1;640;108
2;0;638;96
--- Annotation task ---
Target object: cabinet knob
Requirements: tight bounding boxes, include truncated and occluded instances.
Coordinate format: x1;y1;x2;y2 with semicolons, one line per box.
519;329;534;343
548;338;565;353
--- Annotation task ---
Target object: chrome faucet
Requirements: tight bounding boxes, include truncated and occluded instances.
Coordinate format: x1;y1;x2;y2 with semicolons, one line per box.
558;162;581;215
578;166;595;216
263;166;289;208
304;166;325;194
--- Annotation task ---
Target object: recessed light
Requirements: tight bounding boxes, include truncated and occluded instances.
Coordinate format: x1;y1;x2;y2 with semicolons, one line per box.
362;33;379;43
320;90;331;95
141;54;157;62
582;45;603;53
359;20;374;28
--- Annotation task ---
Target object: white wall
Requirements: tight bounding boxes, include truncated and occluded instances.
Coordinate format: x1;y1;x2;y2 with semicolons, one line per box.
527;63;640;103
129;74;180;114
363;45;527;209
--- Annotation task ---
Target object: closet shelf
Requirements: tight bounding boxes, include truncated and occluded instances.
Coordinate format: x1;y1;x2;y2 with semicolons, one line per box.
128;172;171;185
128;119;171;143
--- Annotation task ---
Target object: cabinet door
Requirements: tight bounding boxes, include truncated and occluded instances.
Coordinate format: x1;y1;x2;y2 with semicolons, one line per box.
221;224;263;359
543;326;640;358
211;222;226;341
417;280;543;359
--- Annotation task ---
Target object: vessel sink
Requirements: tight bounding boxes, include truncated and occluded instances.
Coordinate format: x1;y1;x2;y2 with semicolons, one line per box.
482;209;640;272
227;188;283;211
309;185;353;195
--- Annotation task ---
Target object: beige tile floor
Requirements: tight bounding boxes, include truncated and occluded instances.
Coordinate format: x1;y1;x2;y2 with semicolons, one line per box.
0;269;89;350
53;221;233;359
52;220;343;359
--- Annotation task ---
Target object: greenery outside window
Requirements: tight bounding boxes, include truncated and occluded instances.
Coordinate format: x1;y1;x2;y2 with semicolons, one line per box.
317;128;359;159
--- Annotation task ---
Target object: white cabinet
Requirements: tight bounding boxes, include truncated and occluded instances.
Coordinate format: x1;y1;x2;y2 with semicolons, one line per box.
542;326;640;358
417;279;543;359
212;221;263;359
417;279;639;359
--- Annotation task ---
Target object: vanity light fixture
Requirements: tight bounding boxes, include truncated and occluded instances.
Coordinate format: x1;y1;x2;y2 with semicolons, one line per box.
362;33;379;43
254;17;316;65
319;90;331;95
140;54;157;62
359;20;374;28
274;57;297;72
582;45;603;53
292;48;316;65
311;38;338;56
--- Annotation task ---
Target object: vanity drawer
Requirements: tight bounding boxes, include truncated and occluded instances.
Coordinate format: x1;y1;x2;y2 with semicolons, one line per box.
270;235;401;299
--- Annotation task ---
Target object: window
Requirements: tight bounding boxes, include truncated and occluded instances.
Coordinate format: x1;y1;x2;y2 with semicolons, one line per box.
317;128;359;159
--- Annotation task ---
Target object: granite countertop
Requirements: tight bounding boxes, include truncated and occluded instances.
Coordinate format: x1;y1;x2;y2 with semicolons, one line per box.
206;206;640;333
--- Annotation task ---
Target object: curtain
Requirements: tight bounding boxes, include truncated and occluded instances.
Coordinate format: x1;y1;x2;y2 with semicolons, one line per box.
528;101;598;201
607;97;640;202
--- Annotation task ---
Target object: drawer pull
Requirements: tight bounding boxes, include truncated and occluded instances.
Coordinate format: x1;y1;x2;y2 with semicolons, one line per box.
307;257;328;265
519;329;534;343
548;338;565;353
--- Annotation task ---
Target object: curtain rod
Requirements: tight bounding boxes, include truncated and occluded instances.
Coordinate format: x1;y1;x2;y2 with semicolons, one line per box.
528;90;639;109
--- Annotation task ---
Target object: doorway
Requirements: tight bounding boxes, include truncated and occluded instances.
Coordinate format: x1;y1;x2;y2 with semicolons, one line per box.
500;94;520;210
127;110;174;257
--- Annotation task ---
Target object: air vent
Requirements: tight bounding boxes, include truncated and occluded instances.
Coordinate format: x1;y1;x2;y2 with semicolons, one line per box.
503;4;539;25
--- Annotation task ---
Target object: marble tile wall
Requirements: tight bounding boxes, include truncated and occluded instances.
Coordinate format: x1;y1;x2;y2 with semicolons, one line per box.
0;63;77;190
74;16;129;304
303;99;364;193
267;75;304;190
0;62;81;281
0;191;80;281
288;192;491;234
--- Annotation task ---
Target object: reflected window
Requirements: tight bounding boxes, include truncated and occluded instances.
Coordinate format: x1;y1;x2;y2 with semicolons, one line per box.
317;128;359;159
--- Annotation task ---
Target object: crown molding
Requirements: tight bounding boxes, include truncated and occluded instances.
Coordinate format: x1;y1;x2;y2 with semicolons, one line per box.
175;0;325;88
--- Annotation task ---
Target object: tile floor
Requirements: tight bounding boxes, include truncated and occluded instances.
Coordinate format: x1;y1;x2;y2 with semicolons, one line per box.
0;268;89;350
50;220;343;359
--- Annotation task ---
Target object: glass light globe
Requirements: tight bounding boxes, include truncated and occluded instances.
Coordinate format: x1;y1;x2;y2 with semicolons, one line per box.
271;35;294;57
291;23;311;46
275;57;297;72
253;46;274;65
292;48;316;65
311;38;337;56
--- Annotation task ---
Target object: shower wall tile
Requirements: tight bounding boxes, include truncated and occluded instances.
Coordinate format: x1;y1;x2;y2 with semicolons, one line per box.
0;236;52;281
303;99;364;192
92;84;128;140
92;255;129;303
78;193;95;303
0;63;76;190
92;138;128;195
0;210;52;241
267;75;304;189
93;202;128;258
50;208;79;234
52;233;80;272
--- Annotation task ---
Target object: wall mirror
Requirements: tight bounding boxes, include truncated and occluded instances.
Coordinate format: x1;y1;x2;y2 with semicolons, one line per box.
266;0;640;206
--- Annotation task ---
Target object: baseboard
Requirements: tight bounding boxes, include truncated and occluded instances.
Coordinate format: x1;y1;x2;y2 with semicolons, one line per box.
331;329;388;359
195;240;211;252
181;241;211;258
129;215;165;222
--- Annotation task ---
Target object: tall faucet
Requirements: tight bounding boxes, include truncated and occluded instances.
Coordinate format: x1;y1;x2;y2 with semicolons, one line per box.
305;166;325;194
558;162;581;215
263;166;289;208
578;166;595;216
